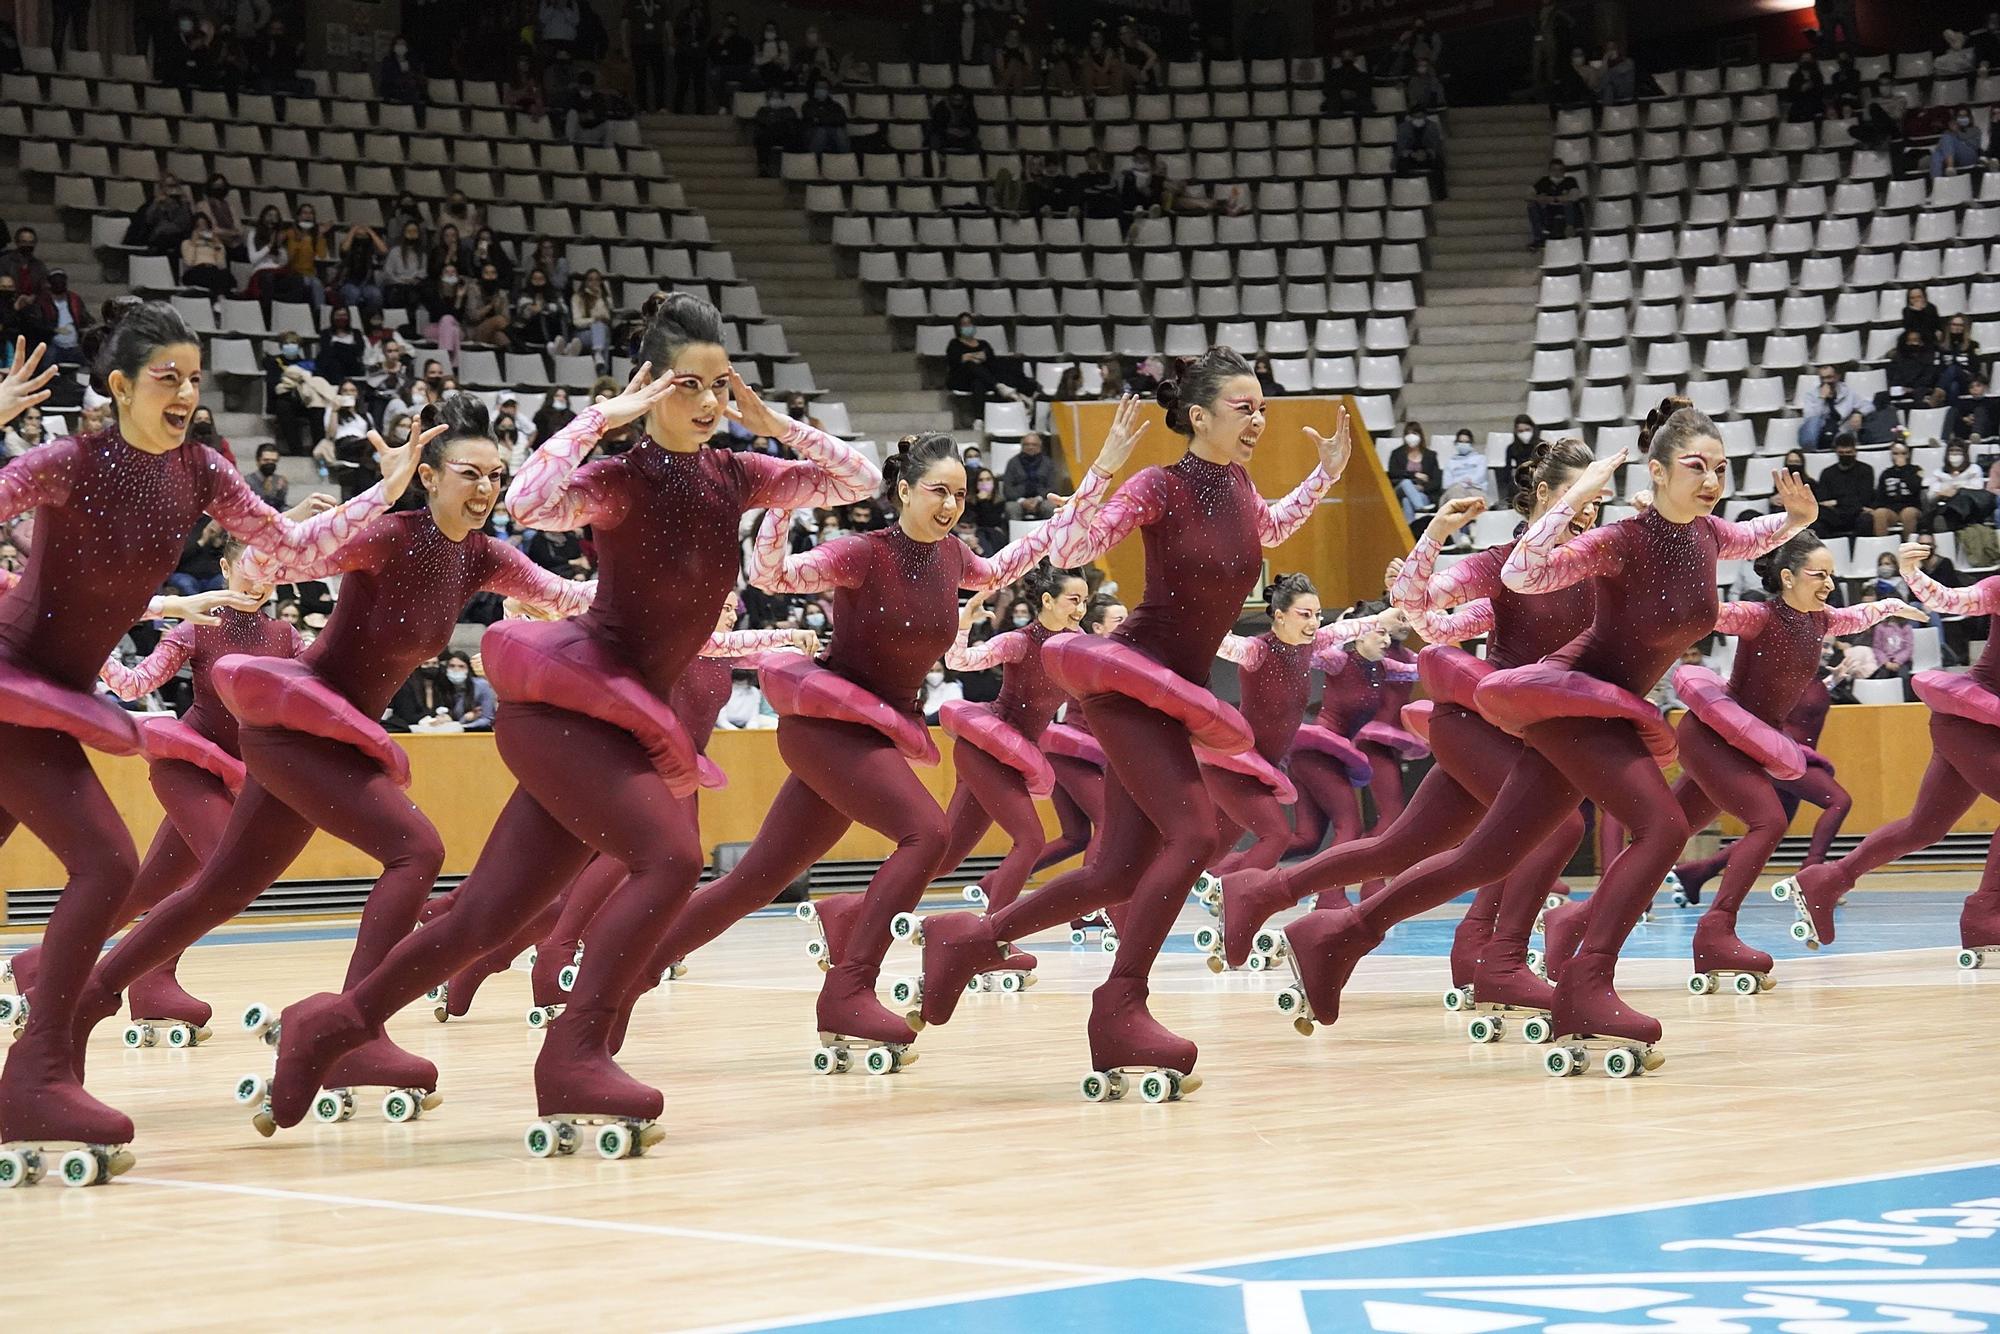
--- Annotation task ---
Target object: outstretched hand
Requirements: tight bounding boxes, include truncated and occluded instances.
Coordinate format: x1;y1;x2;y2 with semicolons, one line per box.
1428;494;1486;538
1565;449;1626;511
725;367;791;439
1088;394;1149;479
0;340;57;429
1897;541;1927;579
161;589;265;625
1773;467;1819;528
283;493;337;522
959;587;996;631
785;629;822;656
1304;404;1353;481
595;362;684;433
1885;598;1930;623
371;422;440;502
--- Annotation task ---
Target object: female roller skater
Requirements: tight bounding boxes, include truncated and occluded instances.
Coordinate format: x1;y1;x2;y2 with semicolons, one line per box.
256;293;884;1140
593;422;1124;1076
0;313;402;1175
71;396;595;1127
1030;596;1127;883
914;348;1350;1101
1211;443;1600;990
1773;540;2000;965
1281;406;1816;1075
1662;532;1920;993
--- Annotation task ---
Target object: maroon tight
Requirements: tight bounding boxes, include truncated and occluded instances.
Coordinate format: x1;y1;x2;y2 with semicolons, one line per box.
94;726;446;996
1800;715;2000;898
1204;769;1293;877
1363;743;1408;828
126;760;236;920
640;715;947;969
1031;756;1103;874
1287;750;1367;865
541;854;629;966
987;694;1216;980
1676;764;1850;888
1671;717;1790;918
935;740;1047;913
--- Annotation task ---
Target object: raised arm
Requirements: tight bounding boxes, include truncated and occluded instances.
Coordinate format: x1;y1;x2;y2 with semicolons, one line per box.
740;419;884;510
1040;465;1159;567
1388;500;1495;615
1501;508;1623;594
1824;599;1927;634
478;539;597;619
504;406;630;532
747;515;869;594
1215;633;1268;672
1713;601;1772;639
0;436;77;526
1316;613;1388;651
237;510;395;587
99;624;195;700
1906;566;1999;618
946;627;1032;672
1412;598;1494;646
1256;408;1353;545
1711;467;1818;559
962;519;1070;591
703;628;816;658
213;430;412;584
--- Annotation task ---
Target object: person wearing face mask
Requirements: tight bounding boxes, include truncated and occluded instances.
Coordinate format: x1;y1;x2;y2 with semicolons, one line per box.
1889;331;1945;407
946;313;1028;405
1387;422;1442;522
534;390;577;443
277;207;329;311
176;212;233;297
33;270;92;367
186;405;234;465
1439;428;1491;510
1797;364;1861;448
928;86;981;158
754;20;790;89
1394;106;1447;200
800;81;849;155
1002;432;1072;521
376;36;425;105
753;87;802;174
1925;440;1991;532
1;227;50;300
249;444;289;509
707;12;754;103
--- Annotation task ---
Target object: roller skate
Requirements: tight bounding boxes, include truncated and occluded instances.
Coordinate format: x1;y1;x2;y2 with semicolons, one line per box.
812;963;920;1075
525;940;581;1030
1272;904;1381;1036
1687;912;1776;995
1537;898;1590;985
1191;871;1222;916
798;894;863;973
1204;869;1297;973
1099;901;1129;955
530;1002;663;1157
1067;911;1111;945
236;993;371;1134
122;965;213;1050
0;947;32;1038
0;1027;135;1188
1542;948;1664;1079
0;991;27;1038
897;911;1002;1027
1464;935;1557;1044
968;946;1038;994
961;882;988;906
1080;977;1200;1102
1955;893;2000;971
1443;909;1494;1013
1770;864;1841;949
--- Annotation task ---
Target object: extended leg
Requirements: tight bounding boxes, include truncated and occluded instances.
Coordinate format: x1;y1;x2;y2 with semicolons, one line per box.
950;743;1044;913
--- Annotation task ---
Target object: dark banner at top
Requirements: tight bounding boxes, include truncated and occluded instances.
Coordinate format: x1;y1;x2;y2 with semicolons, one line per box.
1315;0;1542;49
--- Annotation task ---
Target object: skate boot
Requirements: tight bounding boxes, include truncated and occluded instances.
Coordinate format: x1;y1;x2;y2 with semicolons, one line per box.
1273;904;1382;1036
1096;900;1130;954
1464;933;1557;1045
898;912;1004;1028
1067;912;1110;945
1955;892;2000;971
237;992;373;1134
1444;909;1494;1012
427;948;505;1024
1208;868;1297;973
812;962;920;1075
797;894;863;973
524;941;578;1029
1;945;38;994
120;965;213;1050
0;1024;135;1189
968;944;1039;994
1538;899;1591;986
1770;863;1841;949
1666;866;1707;907
527;1002;665;1161
305;1029;443;1127
1080;976;1199;1103
1688;912;1776;995
1543;947;1664;1079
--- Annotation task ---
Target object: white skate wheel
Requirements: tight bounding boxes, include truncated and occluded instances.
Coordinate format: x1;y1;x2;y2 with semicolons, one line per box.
524;1120;560;1158
1543;1047;1574;1077
1245;952;1267;972
1604;1047;1637;1079
234;1074;269;1105
1100;933;1118;954
1274;987;1303;1016
1192;925;1219;952
888;977;919;1007
596;1123;633;1159
1079;1071;1113;1102
557;964;578;992
811;1045;841;1075
962;885;985;904
998;972;1023;993
1687;973;1711;995
166;1023;195;1048
58;1149;100;1187
1790;920;1811;942
1470;1016;1499;1043
805;937;828;961
526;1006;549;1029
1771;881;1793;901
795;902;817;921
1441;987;1467;1012
425;985;445;1003
0;1148;29;1189
890;912;919;941
1672;892;1690;908
239;1002;270;1034
1733;972;1760;995
122;1023;148;1049
864;1046;897;1075
311;1090;344;1123
1521;1016;1552;1044
1137;1071;1172;1103
1069;929;1087;945
382;1089;422;1123
1958;948;1981;970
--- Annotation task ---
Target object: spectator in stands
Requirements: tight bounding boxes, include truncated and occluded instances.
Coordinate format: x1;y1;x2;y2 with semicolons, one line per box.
929;87;981;156
1937;28;1979;78
1872;440;1924;535
622;0;672;111
1813;0;1859;50
335;224;388;312
1799;364;1862;448
195;174;244;256
1043;32;1083;95
265;337;319;455
502;52;545;116
1439;429;1490;510
1008;436;1072;524
1394;108;1446;200
538;0;582;55
439;189;483;238
1855;391;1900;446
993;19;1035;93
1405;56;1445;113
34;271;90;367
1888;329;1946;408
127;174;195;256
513;268;570;349
377;35;425;104
565;69;615;147
1527;157;1582;249
1;227;48;298
178;213;233;297
249;443;289;509
533;389;576;444
1097;356;1126;398
1978;9;2000;65
1;407;45;458
1117;17;1161;90
380;220;429;312
1076;149;1123;220
422;263;465;352
794;23;836;87
708;12;754;100
955;2;986;64
278;204;329;310
430;222;469;281
187;404;233;465
1084;21;1125;96
1320;48;1375;120
800;81;850;155
1385;18;1441;77
1902;286;1943;344
170;520;229;597
751;88;801;173
460;261;513;348
527;520;591;578
1932;106;1983;179
1986;105;2000;165
1529;0;1574;102
674;5;710;113
1388;422;1441;522
248;14;307;95
1812;433;1875;538
317;306;369;385
1119;148;1167;223
314;380;380;499
1926;439;1991;531
1826;52;1863;116
1252;355;1283;397
963;467;1007;554
1597;41;1636;104
367;346;416;427
1783;53;1826;123
946;313;1029;405
158;11;206;88
1851;75;1906;150
1020;154;1077;217
1505;414;1540;480
0;276;31;351
920;660;963;724
570;268;614;370
1554;45;1599;105
753;18;790;89
1954;375;1996;440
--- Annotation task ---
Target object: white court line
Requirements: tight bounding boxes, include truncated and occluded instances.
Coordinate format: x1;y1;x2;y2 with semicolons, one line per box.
1270;1268;2000;1292
121;1175;1229;1284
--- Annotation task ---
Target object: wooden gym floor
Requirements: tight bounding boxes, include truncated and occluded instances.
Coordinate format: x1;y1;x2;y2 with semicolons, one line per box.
2;871;1995;1332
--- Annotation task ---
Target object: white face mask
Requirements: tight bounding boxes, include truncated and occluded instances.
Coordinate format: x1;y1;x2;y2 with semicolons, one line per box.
445;668;468;685
1516;428;1534;442
1405;432;1423;445
926;671;945;687
805;612;827;629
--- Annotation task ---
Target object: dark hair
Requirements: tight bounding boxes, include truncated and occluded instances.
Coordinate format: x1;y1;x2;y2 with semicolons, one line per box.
1755;530;1825;594
418;393;492;468
1081;595;1124;634
1023;560;1085;609
636;290;725;369
1155;346;1254;436
897;431;962;486
1264;572;1318;614
1512;436;1595;516
96;300;197;395
1639;396;1714;465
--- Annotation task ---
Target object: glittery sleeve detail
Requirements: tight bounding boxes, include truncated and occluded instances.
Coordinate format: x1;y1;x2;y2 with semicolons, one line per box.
1710;511;1800;560
1041;466;1152;567
749;516;868;594
1714;601;1771;639
0;438;79;523
1414;599;1495;646
961;521;1064;591
478;538;596;619
1501;504;1624;594
1825;600;1923;634
99;622;194;699
211;450;393;586
1391;538;1501;619
1255;463;1335;546
947;627;1030;672
237;508;398;586
741;419;884;509
505;407;626;531
703;629;806;658
1908;566;1999;617
1384;656;1420;683
1317;615;1386;651
1215;633;1265;670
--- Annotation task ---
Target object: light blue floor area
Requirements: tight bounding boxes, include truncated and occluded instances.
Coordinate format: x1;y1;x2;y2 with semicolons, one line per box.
752;1159;2000;1332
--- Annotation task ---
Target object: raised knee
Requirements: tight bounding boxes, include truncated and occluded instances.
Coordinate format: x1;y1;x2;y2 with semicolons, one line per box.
901;811;950;861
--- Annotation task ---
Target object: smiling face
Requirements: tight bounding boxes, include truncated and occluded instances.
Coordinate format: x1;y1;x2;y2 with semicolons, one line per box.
898;456;969;542
647;342;732;450
111;342;205;452
422;437;507;537
1040;575;1089;631
1270;592;1322;645
1784;547;1838;612
1090;602;1128;636
1190;373;1268;465
1650;435;1728;517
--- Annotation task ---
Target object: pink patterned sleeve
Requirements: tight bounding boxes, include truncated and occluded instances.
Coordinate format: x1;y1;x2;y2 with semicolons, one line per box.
1501;504;1625;594
99;623;194;700
1215;634;1267;671
741;420;884;509
504;407;632;532
1414;599;1495;646
1713;601;1771;639
703;629;807;658
0;441;77;524
961;522;1066;591
207;456;392;586
946;628;1031;672
1253;463;1336;546
1392;539;1503;619
1311;643;1354;677
1709;512;1804;561
1041;466;1158;567
237;509;396;586
1907;567;1999;617
1824;599;1924;634
1315;614;1387;652
477;539;596;619
1384;656;1420;684
748;516;869;594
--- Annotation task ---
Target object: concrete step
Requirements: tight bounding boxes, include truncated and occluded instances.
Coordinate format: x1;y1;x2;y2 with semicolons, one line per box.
1401;383;1528;413
1447;164;1549;188
1421;282;1538;304
1407;358;1526;382
731;242;844;264
791;335;901;357
755;295;867;317
1412;332;1536;357
1427;252;1537;279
